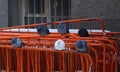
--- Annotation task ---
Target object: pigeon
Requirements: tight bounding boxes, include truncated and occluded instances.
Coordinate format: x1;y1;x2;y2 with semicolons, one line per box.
11;37;25;48
54;39;65;50
76;40;87;53
58;22;69;34
37;25;50;36
78;28;89;37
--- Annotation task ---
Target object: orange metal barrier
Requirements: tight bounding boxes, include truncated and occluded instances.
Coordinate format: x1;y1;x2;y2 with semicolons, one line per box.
0;18;119;72
0;18;119;39
0;18;105;36
0;34;118;72
0;45;93;72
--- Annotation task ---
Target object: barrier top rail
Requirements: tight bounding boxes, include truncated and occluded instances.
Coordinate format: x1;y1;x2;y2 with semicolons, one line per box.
0;18;105;33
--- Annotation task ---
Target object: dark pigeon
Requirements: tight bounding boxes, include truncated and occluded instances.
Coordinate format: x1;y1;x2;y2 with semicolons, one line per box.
37;25;50;36
11;37;25;48
58;22;69;34
76;40;87;53
78;28;89;37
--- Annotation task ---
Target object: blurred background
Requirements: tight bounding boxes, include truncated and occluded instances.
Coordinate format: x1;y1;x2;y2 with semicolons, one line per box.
0;0;120;31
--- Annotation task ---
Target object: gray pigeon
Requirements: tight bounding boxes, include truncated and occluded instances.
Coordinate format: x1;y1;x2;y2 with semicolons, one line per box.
78;28;89;37
58;22;69;34
37;25;50;36
11;37;25;48
76;40;87;53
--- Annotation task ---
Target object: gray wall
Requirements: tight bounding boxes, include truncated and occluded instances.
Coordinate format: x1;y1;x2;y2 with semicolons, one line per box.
0;0;120;32
0;0;21;27
71;0;120;32
8;0;19;26
8;0;23;26
0;0;8;27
